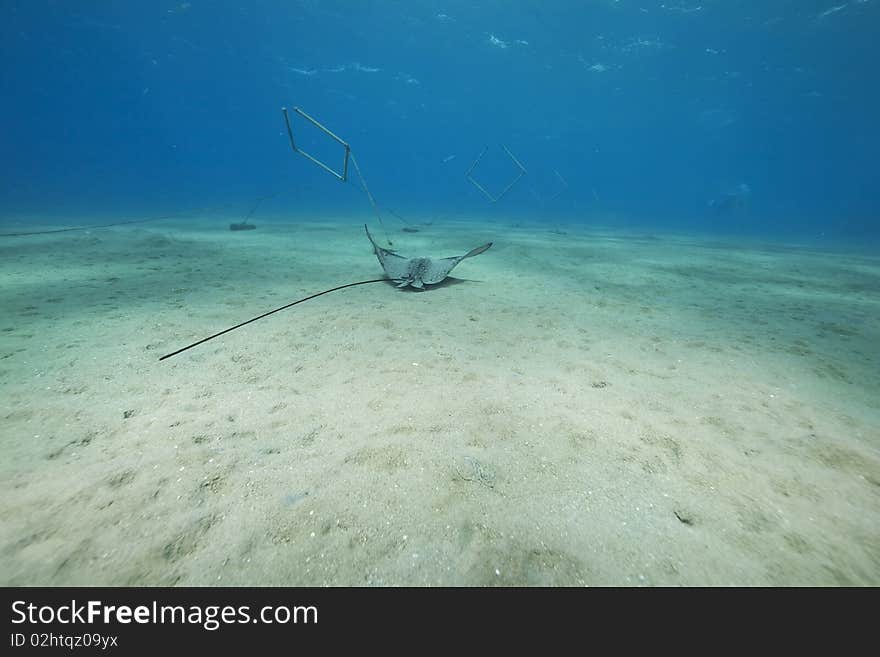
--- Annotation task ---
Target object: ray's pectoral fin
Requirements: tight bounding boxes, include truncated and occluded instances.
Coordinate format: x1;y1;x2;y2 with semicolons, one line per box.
462;242;493;259
423;242;493;284
365;223;410;281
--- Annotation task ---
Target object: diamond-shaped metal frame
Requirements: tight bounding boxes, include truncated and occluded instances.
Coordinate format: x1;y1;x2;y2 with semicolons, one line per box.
282;106;350;181
465;144;527;203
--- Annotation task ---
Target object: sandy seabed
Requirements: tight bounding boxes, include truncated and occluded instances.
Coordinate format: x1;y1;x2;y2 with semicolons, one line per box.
1;216;878;585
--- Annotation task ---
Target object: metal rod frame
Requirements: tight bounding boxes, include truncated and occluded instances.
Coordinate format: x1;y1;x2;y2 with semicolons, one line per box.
465;144;528;203
282;106;350;181
548;169;569;201
281;105;393;246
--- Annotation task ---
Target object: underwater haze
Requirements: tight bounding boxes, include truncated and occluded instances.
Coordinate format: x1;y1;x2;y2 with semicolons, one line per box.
1;2;879;587
2;0;879;240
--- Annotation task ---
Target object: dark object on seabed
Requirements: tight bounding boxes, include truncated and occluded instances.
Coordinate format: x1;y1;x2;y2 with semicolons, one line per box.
229;193;278;231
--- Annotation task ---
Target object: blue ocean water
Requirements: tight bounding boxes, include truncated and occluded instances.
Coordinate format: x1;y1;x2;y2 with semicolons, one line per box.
1;1;878;242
